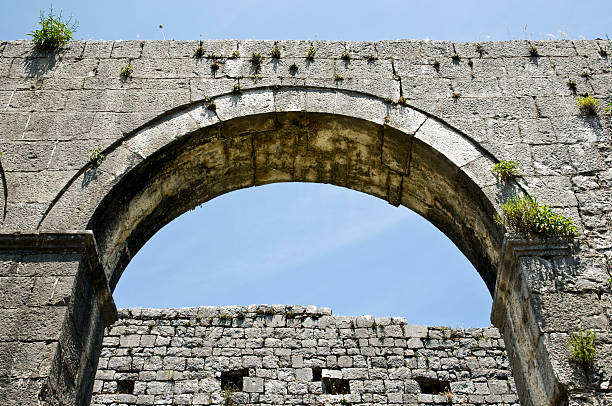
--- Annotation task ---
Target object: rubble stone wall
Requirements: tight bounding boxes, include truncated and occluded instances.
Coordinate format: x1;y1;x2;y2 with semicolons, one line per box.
91;306;519;406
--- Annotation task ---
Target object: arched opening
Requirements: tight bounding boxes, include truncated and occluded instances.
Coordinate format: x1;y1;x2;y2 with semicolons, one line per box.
79;110;502;296
114;182;493;326
38;89;514;405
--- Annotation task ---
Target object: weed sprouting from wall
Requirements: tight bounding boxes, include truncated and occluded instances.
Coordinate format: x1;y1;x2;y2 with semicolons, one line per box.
120;65;134;78
568;325;596;367
28;7;78;52
270;46;281;59
306;46;316;60
576;95;599;115
498;194;578;237
492;160;520;181
88;147;105;167
250;52;263;72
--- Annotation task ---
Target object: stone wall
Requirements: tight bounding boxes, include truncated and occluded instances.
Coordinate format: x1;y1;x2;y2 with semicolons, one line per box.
91;306;518;406
1;38;611;405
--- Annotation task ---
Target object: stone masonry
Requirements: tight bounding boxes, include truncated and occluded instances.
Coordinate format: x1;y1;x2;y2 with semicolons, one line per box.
91;306;518;406
0;38;611;405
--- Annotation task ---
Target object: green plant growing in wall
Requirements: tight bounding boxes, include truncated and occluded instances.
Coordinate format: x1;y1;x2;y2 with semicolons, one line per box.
232;83;241;94
476;42;485;56
194;43;205;59
498;194;578;237
341;50;351;61
568;325;595;367
210;61;220;73
306;45;316;60
88;147;105;167
451;53;461;62
270;46;281;59
334;74;344;82
222;386;237;406
442;388;453;403
256;308;275;316
28;6;78;52
528;45;539;57
231;49;240;59
202;96;216;112
491;160;520;181
567;79;577;93
433;58;440;71
250;52;263;72
366;54;378;62
607;277;612;289
606;102;612;113
576;95;599;115
451;91;461;99
120;65;134;78
599;46;608;57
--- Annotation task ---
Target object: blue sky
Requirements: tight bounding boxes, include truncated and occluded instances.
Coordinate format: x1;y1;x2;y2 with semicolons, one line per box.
2;1;609;327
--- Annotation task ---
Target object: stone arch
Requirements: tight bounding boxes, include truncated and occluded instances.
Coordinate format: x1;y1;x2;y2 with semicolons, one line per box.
29;87;585;406
38;87;504;294
1;37;608;406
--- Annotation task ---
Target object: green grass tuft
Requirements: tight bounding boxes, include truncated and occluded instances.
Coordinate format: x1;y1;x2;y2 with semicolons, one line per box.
270;46;281;59
492;160;520;181
306;45;316;60
576;95;599;115
499;194;578;237
568;325;595;367
28;7;78;52
250;52;263;72
120;65;134;78
88;147;105;167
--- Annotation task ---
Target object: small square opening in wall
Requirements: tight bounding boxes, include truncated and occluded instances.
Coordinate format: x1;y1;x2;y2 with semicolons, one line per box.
221;368;250;391
116;380;135;394
318;369;350;395
414;376;450;395
312;367;322;381
322;377;350;394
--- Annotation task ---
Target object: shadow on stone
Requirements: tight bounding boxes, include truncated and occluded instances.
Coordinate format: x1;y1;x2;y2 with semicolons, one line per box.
23;53;59;77
82;168;99;188
0;160;6;220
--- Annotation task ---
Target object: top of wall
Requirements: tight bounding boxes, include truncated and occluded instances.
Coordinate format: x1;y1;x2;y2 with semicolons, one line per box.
91;305;518;406
2;38;610;60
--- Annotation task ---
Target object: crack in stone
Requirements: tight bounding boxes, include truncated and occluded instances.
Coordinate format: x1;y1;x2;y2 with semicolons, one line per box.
21;113;31;139
48;277;59;303
4;88;16;111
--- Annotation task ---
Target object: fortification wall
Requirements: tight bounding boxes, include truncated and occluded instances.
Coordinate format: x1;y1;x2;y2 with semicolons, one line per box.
90;306;518;406
1;38;611;405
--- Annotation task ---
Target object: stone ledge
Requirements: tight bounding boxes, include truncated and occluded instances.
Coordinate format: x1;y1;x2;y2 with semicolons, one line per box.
0;230;117;326
491;233;572;328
